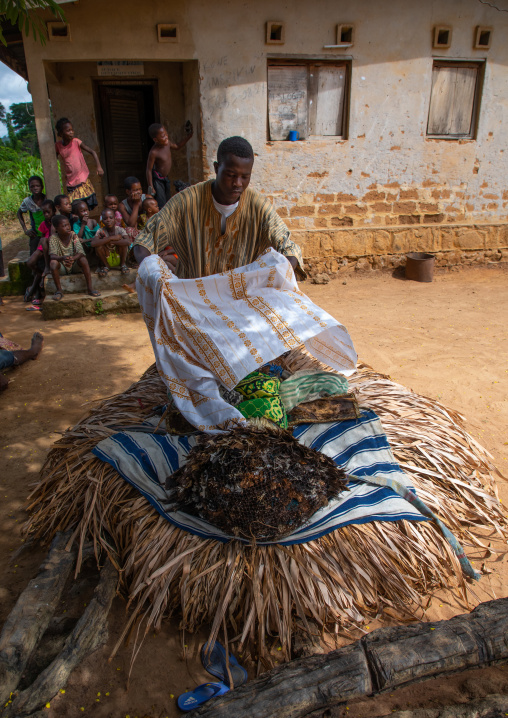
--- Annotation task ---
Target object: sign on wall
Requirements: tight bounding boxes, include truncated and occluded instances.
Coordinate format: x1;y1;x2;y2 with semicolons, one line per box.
97;61;145;77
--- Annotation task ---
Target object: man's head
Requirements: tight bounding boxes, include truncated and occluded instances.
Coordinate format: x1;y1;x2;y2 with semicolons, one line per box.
213;136;254;206
54;194;72;215
52;214;71;239
148;123;168;146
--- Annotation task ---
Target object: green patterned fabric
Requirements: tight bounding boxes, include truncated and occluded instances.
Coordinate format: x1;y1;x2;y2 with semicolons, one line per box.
279;370;348;412
235;372;287;428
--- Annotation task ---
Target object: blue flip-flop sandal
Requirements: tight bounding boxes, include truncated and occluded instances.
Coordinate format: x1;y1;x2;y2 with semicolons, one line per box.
177;682;229;712
201;641;248;688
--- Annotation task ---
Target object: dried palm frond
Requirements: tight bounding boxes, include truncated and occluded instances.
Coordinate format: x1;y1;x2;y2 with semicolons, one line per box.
171;426;348;541
24;355;507;672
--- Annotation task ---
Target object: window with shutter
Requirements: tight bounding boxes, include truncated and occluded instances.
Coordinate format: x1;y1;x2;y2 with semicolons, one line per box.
267;60;349;141
427;61;484;139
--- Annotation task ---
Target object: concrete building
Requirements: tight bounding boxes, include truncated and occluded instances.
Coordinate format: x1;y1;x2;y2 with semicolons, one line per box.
2;0;508;276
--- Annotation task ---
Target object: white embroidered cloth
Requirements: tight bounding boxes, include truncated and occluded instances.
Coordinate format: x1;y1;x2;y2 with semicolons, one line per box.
137;249;357;432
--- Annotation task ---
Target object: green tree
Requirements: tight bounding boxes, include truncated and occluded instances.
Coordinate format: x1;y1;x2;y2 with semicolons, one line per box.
9;102;38;155
5;113;20;151
0;102;6;124
0;0;64;46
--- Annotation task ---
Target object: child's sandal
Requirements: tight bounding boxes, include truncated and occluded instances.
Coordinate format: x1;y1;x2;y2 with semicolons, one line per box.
120;265;130;275
52;291;63;302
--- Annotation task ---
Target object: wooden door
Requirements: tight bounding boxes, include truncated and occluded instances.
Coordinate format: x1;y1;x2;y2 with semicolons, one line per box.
98;86;149;198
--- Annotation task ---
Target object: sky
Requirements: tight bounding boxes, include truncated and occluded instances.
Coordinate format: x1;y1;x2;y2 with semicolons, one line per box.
0;62;32;113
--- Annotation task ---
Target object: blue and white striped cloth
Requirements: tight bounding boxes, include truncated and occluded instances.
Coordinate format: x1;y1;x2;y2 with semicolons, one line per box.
92;409;428;546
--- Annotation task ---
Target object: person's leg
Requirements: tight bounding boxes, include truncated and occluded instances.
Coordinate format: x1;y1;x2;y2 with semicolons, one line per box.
118;243;129;273
11;332;44;365
152;171;168;210
50;259;64;299
0;349;15;372
26;249;42;272
94;245;110;274
77;255;100;296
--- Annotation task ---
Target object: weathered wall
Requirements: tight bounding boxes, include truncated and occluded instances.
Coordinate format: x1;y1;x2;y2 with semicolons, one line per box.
22;0;508;264
296;223;508;279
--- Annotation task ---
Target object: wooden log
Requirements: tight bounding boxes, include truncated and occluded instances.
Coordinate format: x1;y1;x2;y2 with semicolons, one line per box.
194;598;508;718
194;642;372;718
0;533;76;705
363;596;508;691
4;561;117;718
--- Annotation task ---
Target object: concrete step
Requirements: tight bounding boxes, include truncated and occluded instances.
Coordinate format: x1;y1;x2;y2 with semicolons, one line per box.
0;252;32;296
45;267;138;294
41;287;140;320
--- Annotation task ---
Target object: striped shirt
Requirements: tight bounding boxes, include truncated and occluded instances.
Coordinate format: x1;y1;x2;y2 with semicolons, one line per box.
134;180;305;279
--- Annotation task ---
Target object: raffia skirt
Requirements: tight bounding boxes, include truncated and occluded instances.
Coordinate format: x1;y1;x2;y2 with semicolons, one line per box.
67;177;98;211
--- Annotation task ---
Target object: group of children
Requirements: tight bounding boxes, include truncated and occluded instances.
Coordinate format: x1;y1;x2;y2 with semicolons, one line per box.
17;115;192;305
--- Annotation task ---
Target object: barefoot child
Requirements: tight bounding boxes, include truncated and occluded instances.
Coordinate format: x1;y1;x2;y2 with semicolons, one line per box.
48;215;101;301
146;122;193;209
55;117;103;210
16;176;46;254
26;199;56;302
91;209;130;276
118;177;145;239
71;200;100;248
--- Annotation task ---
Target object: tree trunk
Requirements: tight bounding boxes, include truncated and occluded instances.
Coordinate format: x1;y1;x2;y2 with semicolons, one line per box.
0;533;76;704
5;561;117;718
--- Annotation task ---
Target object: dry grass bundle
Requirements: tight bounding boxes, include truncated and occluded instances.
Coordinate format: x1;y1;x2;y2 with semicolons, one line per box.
171;426;348;541
24;356;507;672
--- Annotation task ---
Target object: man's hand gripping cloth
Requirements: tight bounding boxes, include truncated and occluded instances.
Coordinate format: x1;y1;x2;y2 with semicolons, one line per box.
136;248;357;432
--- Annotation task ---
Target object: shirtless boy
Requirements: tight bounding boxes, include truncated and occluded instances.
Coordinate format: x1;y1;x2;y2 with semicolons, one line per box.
146;122;193;210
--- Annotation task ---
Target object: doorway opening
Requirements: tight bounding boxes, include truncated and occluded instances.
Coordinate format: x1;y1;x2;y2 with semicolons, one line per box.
96;82;157;199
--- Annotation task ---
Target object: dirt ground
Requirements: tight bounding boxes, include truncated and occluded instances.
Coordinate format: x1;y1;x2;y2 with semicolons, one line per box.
1;224;507;717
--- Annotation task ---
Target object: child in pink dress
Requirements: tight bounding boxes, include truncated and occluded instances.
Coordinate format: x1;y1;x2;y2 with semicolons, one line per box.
55;117;104;210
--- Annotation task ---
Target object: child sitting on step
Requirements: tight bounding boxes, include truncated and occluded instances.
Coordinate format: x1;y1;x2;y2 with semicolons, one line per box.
48;215;101;302
26;199;56;303
54;194;76;233
91;208;130;276
71;199;100;249
101;194;124;227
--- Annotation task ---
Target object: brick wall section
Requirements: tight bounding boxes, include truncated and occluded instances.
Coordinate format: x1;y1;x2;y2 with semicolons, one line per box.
289;223;508;278
267;182;508;231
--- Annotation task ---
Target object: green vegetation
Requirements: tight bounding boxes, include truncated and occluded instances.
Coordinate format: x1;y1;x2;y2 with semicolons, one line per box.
0;101;54;219
0;0;64;46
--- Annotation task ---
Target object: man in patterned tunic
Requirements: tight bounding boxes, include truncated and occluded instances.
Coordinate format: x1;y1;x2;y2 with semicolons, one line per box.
133;136;305;280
